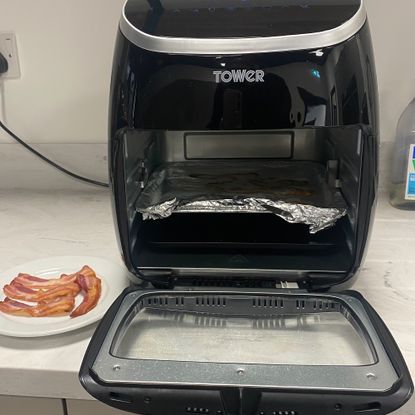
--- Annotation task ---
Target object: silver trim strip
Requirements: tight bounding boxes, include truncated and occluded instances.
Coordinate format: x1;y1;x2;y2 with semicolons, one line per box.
120;1;367;55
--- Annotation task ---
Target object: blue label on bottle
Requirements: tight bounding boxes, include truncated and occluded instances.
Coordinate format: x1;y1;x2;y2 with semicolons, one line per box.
408;174;415;196
405;145;415;200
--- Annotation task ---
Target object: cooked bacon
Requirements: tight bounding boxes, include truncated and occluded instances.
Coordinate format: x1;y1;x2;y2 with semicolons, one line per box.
4;282;80;302
0;265;101;318
10;266;95;289
0;296;75;317
11;272;77;289
37;282;81;301
32;296;76;317
77;265;97;279
0;297;32;316
3;282;39;302
70;273;101;318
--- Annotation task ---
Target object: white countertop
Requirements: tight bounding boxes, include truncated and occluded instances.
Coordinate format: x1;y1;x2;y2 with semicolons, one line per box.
0;186;414;412
0;188;119;400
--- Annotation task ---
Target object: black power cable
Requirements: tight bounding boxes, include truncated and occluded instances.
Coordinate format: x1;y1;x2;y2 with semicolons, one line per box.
0;53;108;188
0;118;109;188
0;53;8;75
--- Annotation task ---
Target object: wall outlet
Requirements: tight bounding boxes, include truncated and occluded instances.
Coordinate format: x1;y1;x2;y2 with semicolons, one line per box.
0;32;20;79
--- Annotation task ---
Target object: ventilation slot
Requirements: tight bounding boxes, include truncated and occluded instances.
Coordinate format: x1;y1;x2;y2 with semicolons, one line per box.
190;278;270;288
354;402;381;413
195;297;227;307
252;297;285;308
146;297;168;306
146;297;169;305
186;406;210;413
109;392;133;404
175;297;185;306
312;300;336;311
296;300;306;309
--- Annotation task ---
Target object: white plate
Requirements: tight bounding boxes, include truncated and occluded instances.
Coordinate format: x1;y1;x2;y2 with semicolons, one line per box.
0;256;130;337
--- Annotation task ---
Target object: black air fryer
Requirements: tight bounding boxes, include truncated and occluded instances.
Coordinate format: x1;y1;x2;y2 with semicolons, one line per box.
80;1;413;414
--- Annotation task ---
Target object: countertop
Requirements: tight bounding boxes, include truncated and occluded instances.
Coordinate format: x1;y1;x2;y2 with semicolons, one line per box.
0;185;414;413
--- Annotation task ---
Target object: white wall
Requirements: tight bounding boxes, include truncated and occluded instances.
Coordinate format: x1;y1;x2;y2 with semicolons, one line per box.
0;0;413;144
0;0;124;144
365;0;415;142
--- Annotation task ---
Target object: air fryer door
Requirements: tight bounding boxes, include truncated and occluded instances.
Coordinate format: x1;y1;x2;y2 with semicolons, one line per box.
79;288;413;415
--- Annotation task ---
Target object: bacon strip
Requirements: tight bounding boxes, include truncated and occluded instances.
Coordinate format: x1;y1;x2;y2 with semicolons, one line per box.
0;298;32;316
70;273;101;318
11;266;94;289
36;283;81;302
0;265;101;318
0;296;75;317
75;266;96;279
32;296;76;317
3;283;39;302
11;273;77;289
4;282;80;302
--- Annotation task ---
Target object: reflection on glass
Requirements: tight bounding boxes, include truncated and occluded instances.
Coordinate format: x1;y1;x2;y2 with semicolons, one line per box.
114;308;374;366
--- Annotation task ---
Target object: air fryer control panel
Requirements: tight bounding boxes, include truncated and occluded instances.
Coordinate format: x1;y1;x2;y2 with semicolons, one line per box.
124;0;361;38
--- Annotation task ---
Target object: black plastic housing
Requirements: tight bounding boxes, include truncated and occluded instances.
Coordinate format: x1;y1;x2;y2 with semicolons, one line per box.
124;0;361;38
79;289;413;415
79;7;414;415
109;22;379;288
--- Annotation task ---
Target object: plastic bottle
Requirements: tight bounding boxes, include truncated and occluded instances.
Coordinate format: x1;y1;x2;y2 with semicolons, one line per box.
390;98;415;209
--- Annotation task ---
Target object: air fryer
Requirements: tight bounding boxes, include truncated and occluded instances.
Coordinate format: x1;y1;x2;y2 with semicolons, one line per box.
80;1;413;414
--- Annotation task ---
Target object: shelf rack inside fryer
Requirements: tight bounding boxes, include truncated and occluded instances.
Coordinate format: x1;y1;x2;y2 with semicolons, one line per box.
134;160;347;233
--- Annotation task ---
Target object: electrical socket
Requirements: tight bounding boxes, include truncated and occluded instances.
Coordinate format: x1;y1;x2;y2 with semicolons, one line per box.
0;32;20;79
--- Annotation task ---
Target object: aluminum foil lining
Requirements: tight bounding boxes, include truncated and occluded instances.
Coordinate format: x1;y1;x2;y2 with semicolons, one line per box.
135;161;347;234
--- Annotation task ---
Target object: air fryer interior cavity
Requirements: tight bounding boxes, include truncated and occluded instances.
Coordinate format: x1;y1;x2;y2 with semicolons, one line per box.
122;126;363;280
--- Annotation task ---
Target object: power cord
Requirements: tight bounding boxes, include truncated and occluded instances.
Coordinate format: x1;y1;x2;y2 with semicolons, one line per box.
0;55;109;188
0;53;8;74
0;118;109;188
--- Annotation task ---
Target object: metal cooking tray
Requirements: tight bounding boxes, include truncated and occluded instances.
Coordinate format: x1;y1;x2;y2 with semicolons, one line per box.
135;161;347;233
